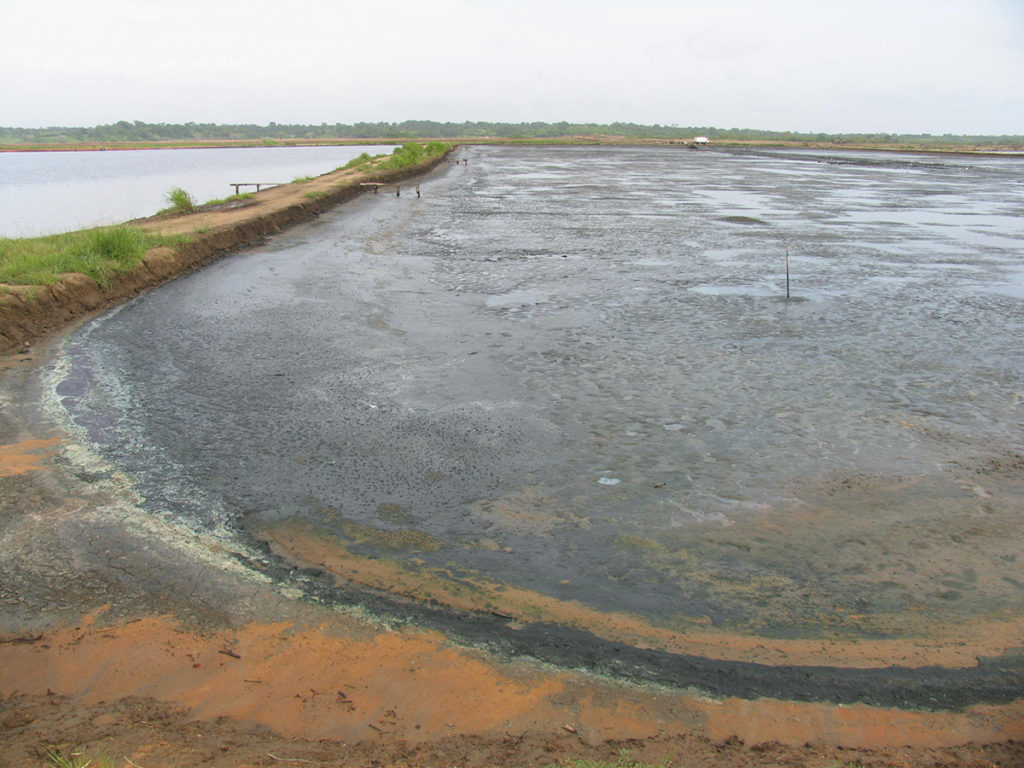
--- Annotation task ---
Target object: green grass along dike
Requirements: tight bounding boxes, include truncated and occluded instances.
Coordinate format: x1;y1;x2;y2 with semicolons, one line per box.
0;148;453;355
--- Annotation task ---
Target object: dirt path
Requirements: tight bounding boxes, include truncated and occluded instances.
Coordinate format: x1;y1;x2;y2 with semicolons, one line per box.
1;153;1022;767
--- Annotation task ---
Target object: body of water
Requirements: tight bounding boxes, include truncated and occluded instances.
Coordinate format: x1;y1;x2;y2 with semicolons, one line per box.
51;145;1024;653
0;144;396;237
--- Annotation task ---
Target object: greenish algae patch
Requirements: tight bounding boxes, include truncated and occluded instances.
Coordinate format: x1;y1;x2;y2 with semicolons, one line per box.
339;518;445;553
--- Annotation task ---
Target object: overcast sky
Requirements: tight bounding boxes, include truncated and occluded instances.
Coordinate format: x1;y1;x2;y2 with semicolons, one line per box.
1;0;1021;134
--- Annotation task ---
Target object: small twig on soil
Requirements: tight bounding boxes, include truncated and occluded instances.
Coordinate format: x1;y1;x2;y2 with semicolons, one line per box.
267;754;317;764
0;634;43;644
218;648;242;659
125;758;147;768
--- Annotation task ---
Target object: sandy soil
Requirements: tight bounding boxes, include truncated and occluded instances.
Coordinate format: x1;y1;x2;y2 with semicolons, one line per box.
1;153;1022;767
2;599;1021;767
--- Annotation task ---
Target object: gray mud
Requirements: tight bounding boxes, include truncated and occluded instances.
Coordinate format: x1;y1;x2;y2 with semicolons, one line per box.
51;146;1024;653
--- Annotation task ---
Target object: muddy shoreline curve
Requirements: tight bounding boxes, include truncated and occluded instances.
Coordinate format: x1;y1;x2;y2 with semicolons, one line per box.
2;145;1023;766
0;152;452;355
238;536;1024;712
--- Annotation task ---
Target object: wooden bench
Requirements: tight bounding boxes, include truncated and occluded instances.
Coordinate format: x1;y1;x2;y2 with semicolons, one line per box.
360;182;421;198
229;182;284;194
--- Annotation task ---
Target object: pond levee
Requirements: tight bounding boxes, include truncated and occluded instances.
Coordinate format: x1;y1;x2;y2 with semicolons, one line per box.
0;152;452;355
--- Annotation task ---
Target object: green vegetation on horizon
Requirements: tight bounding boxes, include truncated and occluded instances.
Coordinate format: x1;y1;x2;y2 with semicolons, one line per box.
2;120;1021;149
0;225;186;287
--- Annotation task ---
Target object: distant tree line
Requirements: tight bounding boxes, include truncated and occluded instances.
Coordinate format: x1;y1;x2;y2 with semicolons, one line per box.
1;120;1021;148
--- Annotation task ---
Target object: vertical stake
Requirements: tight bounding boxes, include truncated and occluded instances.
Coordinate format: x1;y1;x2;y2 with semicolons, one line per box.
786;244;791;299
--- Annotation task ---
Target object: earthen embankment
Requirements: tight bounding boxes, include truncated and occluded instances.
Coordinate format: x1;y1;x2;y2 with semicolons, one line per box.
0;153;450;355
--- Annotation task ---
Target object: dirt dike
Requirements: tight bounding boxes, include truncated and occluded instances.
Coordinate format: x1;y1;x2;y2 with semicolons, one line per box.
0;154;450;355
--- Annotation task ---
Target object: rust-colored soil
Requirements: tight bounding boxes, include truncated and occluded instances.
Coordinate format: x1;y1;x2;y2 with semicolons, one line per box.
257;518;1024;670
2;613;1022;768
0;437;61;478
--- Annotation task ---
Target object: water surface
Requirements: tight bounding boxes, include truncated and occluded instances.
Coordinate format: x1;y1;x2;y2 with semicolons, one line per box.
0;144;395;237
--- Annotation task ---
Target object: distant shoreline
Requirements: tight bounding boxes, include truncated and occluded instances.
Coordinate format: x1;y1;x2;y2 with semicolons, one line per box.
4;137;1024;157
0;138;390;153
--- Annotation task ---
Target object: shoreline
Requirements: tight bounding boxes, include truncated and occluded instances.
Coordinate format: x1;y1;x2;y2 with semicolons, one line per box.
2;329;1021;767
0;138;400;153
2;146;1023;766
1;327;1021;763
4;137;1023;158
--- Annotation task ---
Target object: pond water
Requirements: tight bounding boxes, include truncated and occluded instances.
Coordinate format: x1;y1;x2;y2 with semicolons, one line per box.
0;144;396;237
51;145;1024;652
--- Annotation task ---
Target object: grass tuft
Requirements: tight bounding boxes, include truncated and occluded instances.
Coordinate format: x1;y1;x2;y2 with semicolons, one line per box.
162;186;197;215
339;152;380;170
48;747;116;768
377;141;448;170
0;225;185;286
203;192;254;206
556;749;674;768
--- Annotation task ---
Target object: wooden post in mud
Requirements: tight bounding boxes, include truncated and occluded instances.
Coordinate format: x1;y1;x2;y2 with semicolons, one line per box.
359;182;421;198
786;244;791;299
